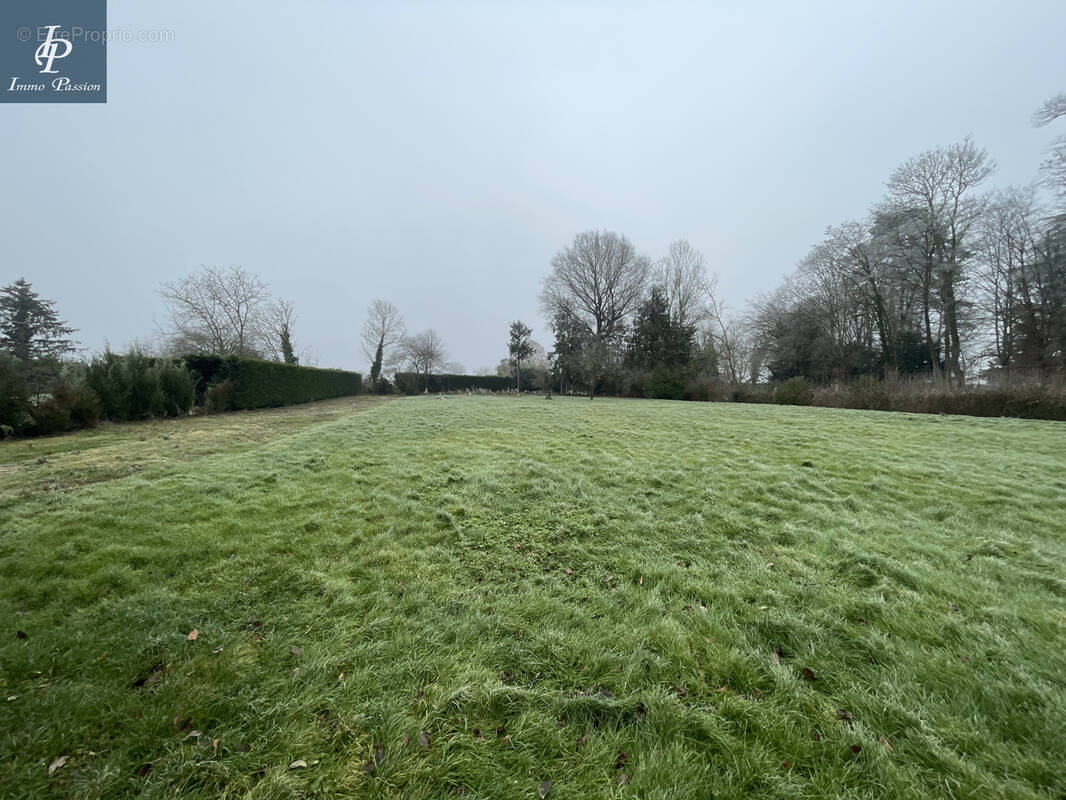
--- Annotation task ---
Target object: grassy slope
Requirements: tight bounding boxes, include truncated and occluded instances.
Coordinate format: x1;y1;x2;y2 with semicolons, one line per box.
1;396;1064;799
0;396;382;506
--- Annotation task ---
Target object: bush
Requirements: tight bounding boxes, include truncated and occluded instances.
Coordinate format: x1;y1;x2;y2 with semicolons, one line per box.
28;395;69;435
618;370;648;398
645;363;685;400
85;348;162;420
156;360;196;416
26;381;100;435
125;350;165;419
86;349;198;420
845;376;889;410
60;382;102;429
728;383;774;403
85;349;131;419
775;377;814;406
884;382;1066;420
0;352;30;435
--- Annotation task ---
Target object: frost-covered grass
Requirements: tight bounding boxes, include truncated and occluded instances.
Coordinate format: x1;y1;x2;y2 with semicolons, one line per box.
1;395;1065;799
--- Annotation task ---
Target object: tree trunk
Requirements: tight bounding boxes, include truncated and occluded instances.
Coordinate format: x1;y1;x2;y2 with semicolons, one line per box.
940;269;964;384
922;272;939;380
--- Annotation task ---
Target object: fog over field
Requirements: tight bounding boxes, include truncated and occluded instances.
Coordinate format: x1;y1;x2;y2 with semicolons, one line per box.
3;0;1064;371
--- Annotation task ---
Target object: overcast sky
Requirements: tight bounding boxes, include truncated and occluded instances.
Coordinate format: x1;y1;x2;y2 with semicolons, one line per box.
3;1;1064;372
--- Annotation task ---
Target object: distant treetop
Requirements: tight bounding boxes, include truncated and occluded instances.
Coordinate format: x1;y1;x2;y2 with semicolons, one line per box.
0;277;77;360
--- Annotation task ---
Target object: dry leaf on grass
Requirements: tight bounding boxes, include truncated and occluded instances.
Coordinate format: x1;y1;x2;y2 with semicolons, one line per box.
186;629;199;641
47;755;68;776
363;747;384;773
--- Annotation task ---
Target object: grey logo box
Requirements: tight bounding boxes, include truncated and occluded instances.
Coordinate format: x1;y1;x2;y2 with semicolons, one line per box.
1;0;107;103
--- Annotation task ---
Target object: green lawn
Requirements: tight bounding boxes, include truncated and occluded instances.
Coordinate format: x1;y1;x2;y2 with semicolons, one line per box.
2;396;1065;799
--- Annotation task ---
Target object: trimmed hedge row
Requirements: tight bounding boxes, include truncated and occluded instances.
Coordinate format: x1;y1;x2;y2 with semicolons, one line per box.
674;375;1066;420
395;372;514;394
812;380;1066;420
184;355;362;410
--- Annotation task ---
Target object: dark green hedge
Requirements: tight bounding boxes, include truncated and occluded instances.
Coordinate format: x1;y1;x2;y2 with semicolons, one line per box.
395;372;514;394
183;355;361;410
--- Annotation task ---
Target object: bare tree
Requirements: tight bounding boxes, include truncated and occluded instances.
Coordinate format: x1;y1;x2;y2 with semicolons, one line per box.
402;329;446;390
1034;92;1066;205
705;296;754;385
259;299;299;364
976;188;1039;371
1033;93;1066;127
883;138;995;383
540;230;649;392
540;230;650;343
160;266;271;356
654;240;716;328
361;300;406;388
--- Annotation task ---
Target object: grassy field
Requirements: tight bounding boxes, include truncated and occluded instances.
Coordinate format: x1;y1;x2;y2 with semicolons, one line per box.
1;396;1064;799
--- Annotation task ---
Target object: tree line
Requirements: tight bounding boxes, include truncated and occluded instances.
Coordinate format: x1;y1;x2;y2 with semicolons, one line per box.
523;95;1065;399
750;98;1065;387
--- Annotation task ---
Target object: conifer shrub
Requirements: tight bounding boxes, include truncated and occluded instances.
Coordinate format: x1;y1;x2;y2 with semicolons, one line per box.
156;360;196;417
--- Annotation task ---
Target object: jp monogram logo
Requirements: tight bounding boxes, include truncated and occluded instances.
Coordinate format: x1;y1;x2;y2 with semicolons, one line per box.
34;25;73;73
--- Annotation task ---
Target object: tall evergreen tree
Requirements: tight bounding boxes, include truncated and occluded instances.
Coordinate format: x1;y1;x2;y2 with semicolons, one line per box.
508;320;534;389
627;286;696;371
0;278;77;360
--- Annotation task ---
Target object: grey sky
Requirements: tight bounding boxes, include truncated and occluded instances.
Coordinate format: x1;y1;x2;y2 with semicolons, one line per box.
3;0;1064;372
